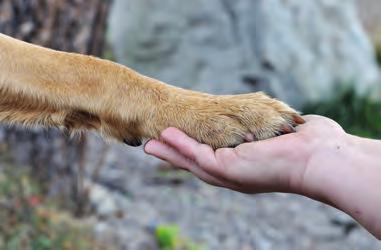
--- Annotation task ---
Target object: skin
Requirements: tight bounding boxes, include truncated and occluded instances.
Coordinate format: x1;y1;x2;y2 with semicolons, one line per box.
145;115;381;240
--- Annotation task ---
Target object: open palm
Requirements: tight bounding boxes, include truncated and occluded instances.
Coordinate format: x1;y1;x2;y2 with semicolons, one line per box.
145;115;345;194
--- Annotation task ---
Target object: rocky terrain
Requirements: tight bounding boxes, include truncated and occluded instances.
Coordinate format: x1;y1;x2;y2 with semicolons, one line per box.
84;137;380;250
358;0;381;44
1;1;380;249
109;0;380;108
87;1;381;249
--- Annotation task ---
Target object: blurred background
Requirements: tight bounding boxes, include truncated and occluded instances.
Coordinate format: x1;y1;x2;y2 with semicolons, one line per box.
0;0;380;249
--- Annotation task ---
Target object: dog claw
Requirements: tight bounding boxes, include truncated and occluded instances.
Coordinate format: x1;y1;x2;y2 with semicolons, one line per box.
275;131;283;136
123;138;142;147
293;115;306;125
281;124;295;134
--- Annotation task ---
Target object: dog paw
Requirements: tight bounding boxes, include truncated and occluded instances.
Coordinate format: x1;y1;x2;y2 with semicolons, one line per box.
104;89;303;149
152;92;304;149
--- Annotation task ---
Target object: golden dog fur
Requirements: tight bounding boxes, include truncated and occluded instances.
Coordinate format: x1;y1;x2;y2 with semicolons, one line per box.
0;33;302;149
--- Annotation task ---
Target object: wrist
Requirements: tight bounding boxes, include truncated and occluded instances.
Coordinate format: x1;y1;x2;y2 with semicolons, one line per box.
299;133;381;238
298;131;361;200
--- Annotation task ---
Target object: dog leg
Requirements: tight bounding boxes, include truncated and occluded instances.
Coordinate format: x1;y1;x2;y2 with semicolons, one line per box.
0;33;303;149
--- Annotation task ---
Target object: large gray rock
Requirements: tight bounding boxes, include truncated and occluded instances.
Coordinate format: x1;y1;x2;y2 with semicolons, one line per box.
108;0;380;108
358;0;381;44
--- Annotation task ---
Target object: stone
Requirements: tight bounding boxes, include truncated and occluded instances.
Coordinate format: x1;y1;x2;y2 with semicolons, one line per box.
108;0;380;108
87;180;118;217
358;0;381;44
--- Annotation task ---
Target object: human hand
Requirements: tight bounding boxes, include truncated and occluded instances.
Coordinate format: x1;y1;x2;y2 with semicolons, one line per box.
144;115;346;195
145;115;381;239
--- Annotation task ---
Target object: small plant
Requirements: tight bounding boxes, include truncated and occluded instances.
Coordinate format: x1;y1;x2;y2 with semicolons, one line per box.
0;165;106;250
155;224;205;250
303;87;381;138
102;43;117;62
376;44;381;67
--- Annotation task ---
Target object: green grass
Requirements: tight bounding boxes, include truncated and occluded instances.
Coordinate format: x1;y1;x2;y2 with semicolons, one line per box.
376;44;381;67
155;224;205;250
302;87;381;138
